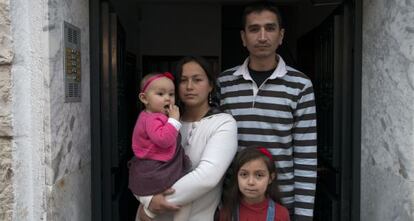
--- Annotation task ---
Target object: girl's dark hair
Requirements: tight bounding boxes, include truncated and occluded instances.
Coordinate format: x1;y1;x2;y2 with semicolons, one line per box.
175;56;217;108
221;147;281;221
241;1;283;30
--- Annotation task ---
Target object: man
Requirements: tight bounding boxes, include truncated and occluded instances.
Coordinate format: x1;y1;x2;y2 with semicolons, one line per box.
217;2;317;221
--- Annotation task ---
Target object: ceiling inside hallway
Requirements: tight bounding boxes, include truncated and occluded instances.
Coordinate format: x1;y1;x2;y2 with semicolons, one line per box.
130;0;343;6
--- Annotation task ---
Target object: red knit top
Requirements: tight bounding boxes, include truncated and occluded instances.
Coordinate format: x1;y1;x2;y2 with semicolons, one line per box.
238;198;290;221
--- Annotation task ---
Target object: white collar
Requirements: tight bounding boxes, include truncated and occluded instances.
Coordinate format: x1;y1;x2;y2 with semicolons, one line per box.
233;55;288;80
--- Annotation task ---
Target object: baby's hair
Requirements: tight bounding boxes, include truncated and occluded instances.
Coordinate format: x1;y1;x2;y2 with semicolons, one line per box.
221;147;281;221
139;72;163;92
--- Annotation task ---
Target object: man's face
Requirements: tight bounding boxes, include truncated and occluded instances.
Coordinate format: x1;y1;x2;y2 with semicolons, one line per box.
241;10;284;60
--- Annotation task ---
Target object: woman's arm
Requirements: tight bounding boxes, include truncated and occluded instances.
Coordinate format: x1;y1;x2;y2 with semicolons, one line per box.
165;116;238;205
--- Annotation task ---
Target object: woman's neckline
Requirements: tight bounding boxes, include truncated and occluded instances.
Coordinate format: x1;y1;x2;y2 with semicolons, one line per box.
181;106;210;122
181;106;222;122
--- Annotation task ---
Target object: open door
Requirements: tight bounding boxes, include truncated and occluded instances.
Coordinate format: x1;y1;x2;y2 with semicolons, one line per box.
94;2;138;221
297;2;356;221
91;1;361;220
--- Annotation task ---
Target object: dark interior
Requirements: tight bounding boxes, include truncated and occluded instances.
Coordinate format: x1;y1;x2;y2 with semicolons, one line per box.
90;0;361;220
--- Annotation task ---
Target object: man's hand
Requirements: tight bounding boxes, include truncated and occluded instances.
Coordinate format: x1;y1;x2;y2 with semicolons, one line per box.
148;188;181;214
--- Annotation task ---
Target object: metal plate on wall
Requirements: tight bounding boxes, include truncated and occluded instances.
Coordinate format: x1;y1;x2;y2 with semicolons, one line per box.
64;21;81;102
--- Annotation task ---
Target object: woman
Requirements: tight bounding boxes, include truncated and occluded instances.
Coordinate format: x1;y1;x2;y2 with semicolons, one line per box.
136;56;238;221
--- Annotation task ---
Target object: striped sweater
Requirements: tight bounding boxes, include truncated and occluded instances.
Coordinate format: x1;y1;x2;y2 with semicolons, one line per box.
217;56;317;221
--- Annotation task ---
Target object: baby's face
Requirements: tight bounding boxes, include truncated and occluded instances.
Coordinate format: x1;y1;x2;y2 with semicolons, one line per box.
143;77;176;114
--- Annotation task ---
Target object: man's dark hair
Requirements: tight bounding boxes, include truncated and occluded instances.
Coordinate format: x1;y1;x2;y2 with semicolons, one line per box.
241;1;283;30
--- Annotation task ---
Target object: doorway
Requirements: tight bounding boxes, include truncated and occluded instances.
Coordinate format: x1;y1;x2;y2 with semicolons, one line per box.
90;1;362;220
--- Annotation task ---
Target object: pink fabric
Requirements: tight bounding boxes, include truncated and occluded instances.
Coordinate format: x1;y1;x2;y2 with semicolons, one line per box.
132;111;178;162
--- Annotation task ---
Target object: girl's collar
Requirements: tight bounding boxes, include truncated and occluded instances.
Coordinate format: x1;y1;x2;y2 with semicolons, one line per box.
241;197;268;208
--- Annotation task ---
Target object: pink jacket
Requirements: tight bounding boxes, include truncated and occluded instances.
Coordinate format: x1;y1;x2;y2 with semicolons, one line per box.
132;111;178;162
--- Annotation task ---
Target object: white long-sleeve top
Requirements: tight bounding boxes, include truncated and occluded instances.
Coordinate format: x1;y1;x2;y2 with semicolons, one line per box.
139;112;238;221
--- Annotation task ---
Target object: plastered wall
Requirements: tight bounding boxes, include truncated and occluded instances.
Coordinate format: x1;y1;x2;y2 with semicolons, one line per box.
361;0;414;220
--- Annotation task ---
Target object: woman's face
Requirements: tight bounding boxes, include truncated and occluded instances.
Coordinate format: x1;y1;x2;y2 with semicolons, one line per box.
179;61;212;108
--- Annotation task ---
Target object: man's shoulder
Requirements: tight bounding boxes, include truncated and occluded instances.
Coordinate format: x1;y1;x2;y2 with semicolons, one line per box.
285;66;311;81
219;66;240;78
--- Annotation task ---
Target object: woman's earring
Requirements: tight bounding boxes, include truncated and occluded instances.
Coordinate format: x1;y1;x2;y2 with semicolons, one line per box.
208;93;212;105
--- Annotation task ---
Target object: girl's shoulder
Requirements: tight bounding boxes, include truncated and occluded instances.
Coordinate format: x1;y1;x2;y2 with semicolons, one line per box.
275;203;290;221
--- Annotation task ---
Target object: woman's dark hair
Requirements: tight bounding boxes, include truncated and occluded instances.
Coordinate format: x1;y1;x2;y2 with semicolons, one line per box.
220;147;281;221
175;56;217;107
241;1;283;30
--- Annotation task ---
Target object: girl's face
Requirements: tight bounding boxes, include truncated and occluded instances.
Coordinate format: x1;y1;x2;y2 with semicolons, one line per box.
139;77;175;114
178;61;212;108
237;158;275;204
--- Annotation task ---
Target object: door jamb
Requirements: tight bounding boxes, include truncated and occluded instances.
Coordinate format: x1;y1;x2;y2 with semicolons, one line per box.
88;1;363;220
351;0;362;220
90;0;102;220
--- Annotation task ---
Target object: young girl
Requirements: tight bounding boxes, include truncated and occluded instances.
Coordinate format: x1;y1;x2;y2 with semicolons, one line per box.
220;147;290;221
128;72;191;221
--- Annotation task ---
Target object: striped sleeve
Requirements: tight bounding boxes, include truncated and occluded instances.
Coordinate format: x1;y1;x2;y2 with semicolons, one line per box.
292;79;317;221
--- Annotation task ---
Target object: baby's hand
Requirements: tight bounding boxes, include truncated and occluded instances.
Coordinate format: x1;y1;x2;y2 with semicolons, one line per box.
167;104;180;120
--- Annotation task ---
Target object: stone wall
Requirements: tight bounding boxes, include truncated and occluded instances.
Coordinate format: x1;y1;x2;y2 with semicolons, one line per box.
46;0;91;220
8;0;91;219
0;0;14;220
361;0;414;220
10;0;49;219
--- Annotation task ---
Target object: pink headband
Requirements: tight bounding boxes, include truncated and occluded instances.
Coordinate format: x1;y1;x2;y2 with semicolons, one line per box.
257;147;273;160
141;72;174;93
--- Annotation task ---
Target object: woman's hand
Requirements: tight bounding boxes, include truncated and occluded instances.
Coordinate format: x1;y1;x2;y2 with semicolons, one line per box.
148;188;181;214
138;204;153;221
